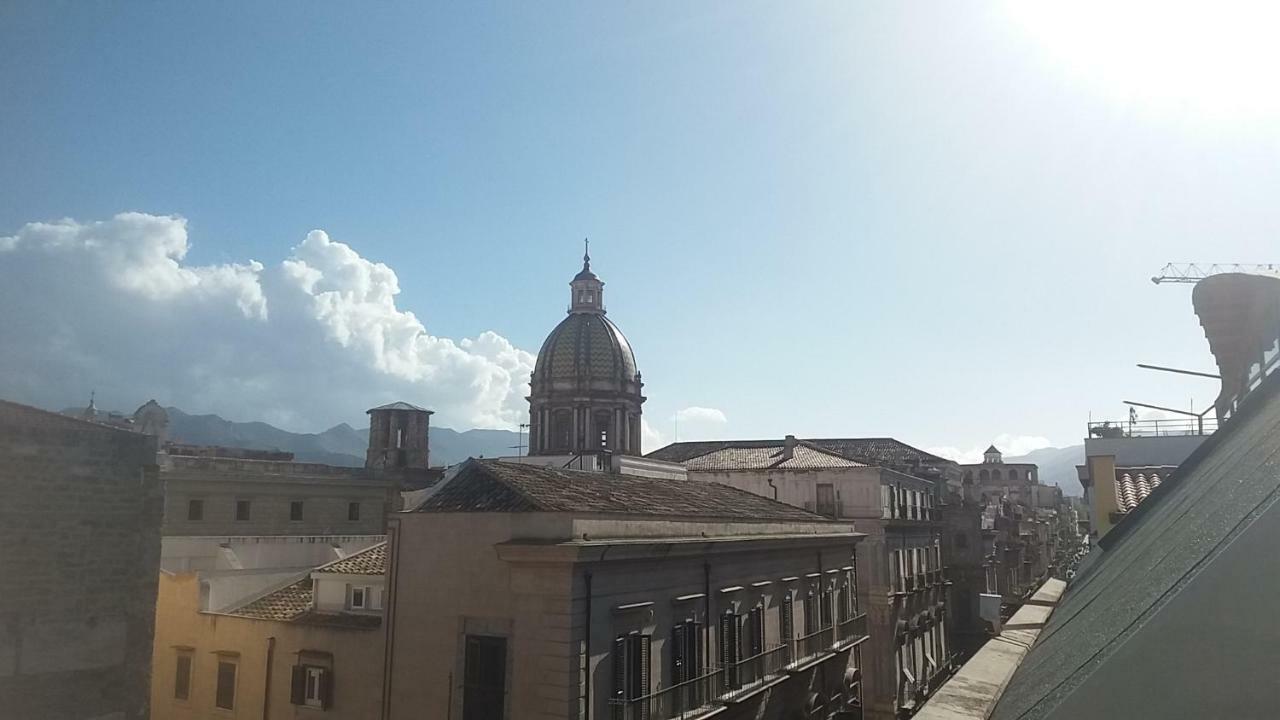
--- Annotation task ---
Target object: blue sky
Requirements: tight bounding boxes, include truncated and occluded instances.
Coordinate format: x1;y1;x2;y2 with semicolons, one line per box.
3;2;1278;459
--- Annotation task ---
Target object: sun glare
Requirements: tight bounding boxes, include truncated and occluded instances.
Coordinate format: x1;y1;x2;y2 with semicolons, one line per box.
1005;0;1280;129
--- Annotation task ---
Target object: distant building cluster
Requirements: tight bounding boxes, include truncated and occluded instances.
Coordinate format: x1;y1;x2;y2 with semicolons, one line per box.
3;248;1102;720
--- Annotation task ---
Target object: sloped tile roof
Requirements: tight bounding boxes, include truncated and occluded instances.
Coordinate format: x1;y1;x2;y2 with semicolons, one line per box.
313;541;387;576
1113;466;1175;513
233;577;314;621
367;401;432;413
416;459;826;521
648;437;950;471
681;443;866;471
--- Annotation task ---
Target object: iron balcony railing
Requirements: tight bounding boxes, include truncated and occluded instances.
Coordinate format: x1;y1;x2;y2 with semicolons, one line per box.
610;666;722;720
836;613;869;644
721;644;790;697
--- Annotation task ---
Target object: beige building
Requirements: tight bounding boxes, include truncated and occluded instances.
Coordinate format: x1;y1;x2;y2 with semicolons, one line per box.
647;437;952;720
384;458;870;720
151;542;387;719
0;399;163;720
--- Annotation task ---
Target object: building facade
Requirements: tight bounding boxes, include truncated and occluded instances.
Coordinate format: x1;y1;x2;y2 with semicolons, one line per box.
384;458;870;720
0;400;163;720
151;543;387;719
528;247;645;457
647;437;953;720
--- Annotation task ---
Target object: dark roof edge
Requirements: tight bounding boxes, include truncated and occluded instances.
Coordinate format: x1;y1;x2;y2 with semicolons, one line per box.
1100;370;1280;550
0;398;149;437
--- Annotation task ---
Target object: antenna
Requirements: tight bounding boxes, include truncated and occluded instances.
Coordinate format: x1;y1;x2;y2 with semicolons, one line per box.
510;423;530;457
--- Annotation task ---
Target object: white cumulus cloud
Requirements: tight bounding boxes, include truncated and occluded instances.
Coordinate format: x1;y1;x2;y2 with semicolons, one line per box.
928;433;1053;465
0;213;534;431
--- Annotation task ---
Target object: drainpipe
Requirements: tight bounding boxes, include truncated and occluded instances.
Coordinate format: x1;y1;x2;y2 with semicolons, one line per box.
262;636;276;720
767;477;778;501
584;571;593;720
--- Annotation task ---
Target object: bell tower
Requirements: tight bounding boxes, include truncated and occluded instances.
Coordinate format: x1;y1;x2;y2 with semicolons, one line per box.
366;402;433;470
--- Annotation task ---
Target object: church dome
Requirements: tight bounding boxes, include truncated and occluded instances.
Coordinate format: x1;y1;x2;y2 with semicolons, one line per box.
532;312;638;385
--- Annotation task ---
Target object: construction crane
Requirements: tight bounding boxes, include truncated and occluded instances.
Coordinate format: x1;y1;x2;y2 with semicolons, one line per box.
1151;262;1280;285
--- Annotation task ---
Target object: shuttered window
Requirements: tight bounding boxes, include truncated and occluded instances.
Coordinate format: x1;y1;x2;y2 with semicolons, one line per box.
719;611;742;689
215;660;237;710
290;665;333;709
747;606;765;658
671;620;701;683
173;652;192;700
780;593;795;664
463;635;507;720
611;632;651;719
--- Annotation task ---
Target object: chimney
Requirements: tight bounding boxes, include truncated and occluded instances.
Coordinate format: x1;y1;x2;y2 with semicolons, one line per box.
782;434;797;460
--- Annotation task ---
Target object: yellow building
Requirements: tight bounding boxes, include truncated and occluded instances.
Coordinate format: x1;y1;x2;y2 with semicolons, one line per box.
151;543;386;719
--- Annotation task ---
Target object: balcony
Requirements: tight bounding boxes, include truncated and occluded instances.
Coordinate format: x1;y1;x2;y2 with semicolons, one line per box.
610;667;722;720
722;644;791;698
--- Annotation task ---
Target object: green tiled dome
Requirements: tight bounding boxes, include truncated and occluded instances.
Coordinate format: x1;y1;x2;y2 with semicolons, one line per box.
533;312;638;384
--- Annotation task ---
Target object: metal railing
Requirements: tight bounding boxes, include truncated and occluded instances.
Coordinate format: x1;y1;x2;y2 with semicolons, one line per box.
836;613;868;644
796;625;836;659
722;644;790;696
1087;416;1217;438
610;667;722;720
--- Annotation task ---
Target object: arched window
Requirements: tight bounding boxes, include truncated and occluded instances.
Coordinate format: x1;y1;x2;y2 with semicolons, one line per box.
594;410;612;448
552;409;571;450
1008;469;1019;483
979;469;990;483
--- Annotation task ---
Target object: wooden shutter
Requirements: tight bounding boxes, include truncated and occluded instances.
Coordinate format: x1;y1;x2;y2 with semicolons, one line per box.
637;635;651;700
748;607;764;657
672;623;688;683
321;667;333;710
781;594;794;662
290;665;306;705
612;634;628;720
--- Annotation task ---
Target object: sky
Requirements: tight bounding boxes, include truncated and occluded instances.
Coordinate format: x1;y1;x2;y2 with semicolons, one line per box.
3;2;1279;462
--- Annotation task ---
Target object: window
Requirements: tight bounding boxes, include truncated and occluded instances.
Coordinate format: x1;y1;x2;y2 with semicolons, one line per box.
187;499;203;521
819;587;833;629
290;665;331;709
174;651;192;700
464;635;507;720
671;619;704;712
215;658;237;710
235;500;250;522
803;591;818;635
719;610;743;688
816;483;836;518
290;501;304;522
347;502;360;522
611;632;651;714
348;585;371;610
747;606;765;658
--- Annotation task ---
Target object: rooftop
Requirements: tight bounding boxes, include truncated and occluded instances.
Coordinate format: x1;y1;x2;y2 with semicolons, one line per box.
416;458;827;521
227;542;387;627
675;441;867;471
989;372;1280;720
367;401;433;413
313;541;387;575
649;436;952;471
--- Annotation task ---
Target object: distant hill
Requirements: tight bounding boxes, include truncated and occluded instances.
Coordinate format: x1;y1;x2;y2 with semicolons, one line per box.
1006;445;1085;495
66;406;523;467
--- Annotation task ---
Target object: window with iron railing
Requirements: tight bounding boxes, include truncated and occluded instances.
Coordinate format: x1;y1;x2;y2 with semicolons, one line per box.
612;632;651;720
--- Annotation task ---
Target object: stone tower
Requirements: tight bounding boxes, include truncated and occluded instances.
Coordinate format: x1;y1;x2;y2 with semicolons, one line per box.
528;243;645;456
366;402;433;470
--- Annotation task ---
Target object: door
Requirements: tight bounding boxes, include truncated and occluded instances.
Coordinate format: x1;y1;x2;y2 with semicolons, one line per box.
463;635;507;720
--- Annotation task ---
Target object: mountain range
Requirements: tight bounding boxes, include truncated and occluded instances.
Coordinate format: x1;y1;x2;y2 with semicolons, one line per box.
69;405;1086;492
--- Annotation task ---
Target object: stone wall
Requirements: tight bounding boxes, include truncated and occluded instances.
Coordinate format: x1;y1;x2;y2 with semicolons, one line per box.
0;400;162;720
159;455;390;536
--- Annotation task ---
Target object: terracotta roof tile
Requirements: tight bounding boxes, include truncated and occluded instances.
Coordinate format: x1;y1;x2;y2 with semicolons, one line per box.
1113;466;1175;513
417;459;828;521
314;541;387;576
233;577;313;621
682;443;866;471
